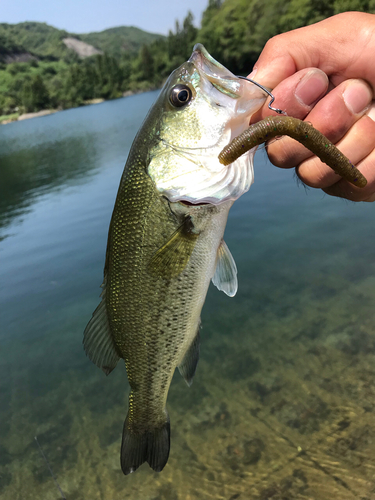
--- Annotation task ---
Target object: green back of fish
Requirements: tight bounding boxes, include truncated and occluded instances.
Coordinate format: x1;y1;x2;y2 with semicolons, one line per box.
106;99;204;415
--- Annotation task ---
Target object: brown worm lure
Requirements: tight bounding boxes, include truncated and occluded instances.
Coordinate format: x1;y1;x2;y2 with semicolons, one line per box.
218;116;367;188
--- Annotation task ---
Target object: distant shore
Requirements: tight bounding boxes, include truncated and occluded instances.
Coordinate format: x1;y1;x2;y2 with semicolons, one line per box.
0;89;155;125
0;99;104;125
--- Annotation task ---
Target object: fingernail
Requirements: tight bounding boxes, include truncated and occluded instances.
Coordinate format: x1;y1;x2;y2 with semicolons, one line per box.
367;102;375;122
295;70;328;107
247;69;257;80
343;80;372;114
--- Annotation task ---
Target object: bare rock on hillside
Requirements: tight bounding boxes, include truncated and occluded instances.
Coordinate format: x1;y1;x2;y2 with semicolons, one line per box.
4;53;38;63
63;37;103;58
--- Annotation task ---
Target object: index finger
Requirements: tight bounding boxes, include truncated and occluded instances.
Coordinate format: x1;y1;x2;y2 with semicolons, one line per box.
251;12;375;92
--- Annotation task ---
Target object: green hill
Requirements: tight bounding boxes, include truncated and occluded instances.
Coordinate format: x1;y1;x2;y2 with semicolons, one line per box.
0;34;27;59
0;22;71;60
0;22;164;62
0;21;167;118
79;26;164;59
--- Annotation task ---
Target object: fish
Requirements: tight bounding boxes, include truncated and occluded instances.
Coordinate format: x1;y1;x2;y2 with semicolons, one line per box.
83;43;267;475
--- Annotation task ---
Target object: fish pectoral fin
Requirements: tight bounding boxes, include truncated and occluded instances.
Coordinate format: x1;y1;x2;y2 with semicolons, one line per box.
178;324;200;387
148;216;199;279
212;239;238;297
83;286;120;375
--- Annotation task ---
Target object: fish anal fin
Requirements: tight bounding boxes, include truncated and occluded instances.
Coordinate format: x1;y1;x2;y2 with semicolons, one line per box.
178;325;200;387
83;286;120;375
212;239;238;297
148;216;199;279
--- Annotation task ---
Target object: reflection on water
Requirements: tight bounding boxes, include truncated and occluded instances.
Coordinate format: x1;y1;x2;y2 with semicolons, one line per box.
0;135;97;232
0;93;375;499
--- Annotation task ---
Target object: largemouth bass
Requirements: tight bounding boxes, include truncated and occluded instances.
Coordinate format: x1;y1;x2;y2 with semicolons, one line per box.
83;44;266;475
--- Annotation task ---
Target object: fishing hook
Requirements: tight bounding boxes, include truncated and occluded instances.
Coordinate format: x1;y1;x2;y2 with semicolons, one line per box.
236;76;286;115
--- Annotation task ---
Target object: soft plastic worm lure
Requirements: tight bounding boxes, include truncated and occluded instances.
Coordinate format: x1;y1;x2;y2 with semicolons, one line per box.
218;115;367;188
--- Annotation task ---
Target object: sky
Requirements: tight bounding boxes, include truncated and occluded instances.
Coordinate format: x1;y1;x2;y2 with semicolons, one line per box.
0;0;207;35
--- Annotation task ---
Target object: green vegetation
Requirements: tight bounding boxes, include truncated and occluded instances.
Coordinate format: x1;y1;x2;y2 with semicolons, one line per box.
0;34;26;58
0;21;166;116
79;26;163;59
0;0;374;118
199;0;375;72
0;112;18;123
0;22;71;60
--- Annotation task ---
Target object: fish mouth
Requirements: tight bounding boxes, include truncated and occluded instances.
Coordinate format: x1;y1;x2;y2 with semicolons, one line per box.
179;200;210;206
189;44;241;99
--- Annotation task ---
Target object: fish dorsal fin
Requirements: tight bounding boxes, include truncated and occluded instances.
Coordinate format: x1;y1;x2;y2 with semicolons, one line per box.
178;325;200;387
148;216;199;279
212;239;238;297
83;285;120;375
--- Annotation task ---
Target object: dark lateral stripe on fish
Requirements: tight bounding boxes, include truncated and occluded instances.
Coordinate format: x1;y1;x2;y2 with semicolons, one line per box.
218;116;367;188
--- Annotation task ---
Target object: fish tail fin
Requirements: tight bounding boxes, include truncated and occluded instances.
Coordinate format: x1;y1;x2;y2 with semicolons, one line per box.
120;411;170;475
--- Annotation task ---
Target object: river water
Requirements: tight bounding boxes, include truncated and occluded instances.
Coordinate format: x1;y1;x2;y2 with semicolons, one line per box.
0;93;374;499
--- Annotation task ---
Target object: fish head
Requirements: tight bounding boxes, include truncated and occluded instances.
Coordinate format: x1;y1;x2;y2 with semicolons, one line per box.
147;44;267;205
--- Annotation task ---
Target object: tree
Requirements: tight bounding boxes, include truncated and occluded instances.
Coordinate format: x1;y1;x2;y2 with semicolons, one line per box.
334;0;375;11
21;74;50;112
133;45;155;83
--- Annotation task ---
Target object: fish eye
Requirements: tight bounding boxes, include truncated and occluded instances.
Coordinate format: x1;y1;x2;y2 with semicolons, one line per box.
170;84;193;108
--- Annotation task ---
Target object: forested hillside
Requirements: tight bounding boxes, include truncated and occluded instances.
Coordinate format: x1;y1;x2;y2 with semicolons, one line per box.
0;22;164;119
0;0;374;120
0;22;162;60
79;26;163;59
198;0;375;72
0;34;27;60
0;23;71;60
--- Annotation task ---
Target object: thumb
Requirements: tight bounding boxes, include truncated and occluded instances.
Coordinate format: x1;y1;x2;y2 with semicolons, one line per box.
251;68;329;123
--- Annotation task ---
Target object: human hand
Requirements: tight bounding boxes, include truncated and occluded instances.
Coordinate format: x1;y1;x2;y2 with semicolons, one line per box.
250;11;375;202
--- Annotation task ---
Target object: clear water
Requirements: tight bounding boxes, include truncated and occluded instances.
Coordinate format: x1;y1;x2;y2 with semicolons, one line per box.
1;93;375;500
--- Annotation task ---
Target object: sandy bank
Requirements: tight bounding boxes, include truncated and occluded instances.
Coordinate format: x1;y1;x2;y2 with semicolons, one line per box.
17;109;57;121
1;89;156;125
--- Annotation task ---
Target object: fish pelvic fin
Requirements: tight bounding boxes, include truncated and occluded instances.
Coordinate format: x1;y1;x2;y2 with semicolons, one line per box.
212;239;238;297
148;216;199;279
121;411;170;475
83;285;120;375
178;324;200;387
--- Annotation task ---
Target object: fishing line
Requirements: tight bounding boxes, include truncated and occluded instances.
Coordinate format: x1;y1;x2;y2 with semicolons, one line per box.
34;436;67;500
255;137;282;151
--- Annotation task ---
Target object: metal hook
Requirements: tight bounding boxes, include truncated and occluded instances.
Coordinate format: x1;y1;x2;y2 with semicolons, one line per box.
236;76;286;115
